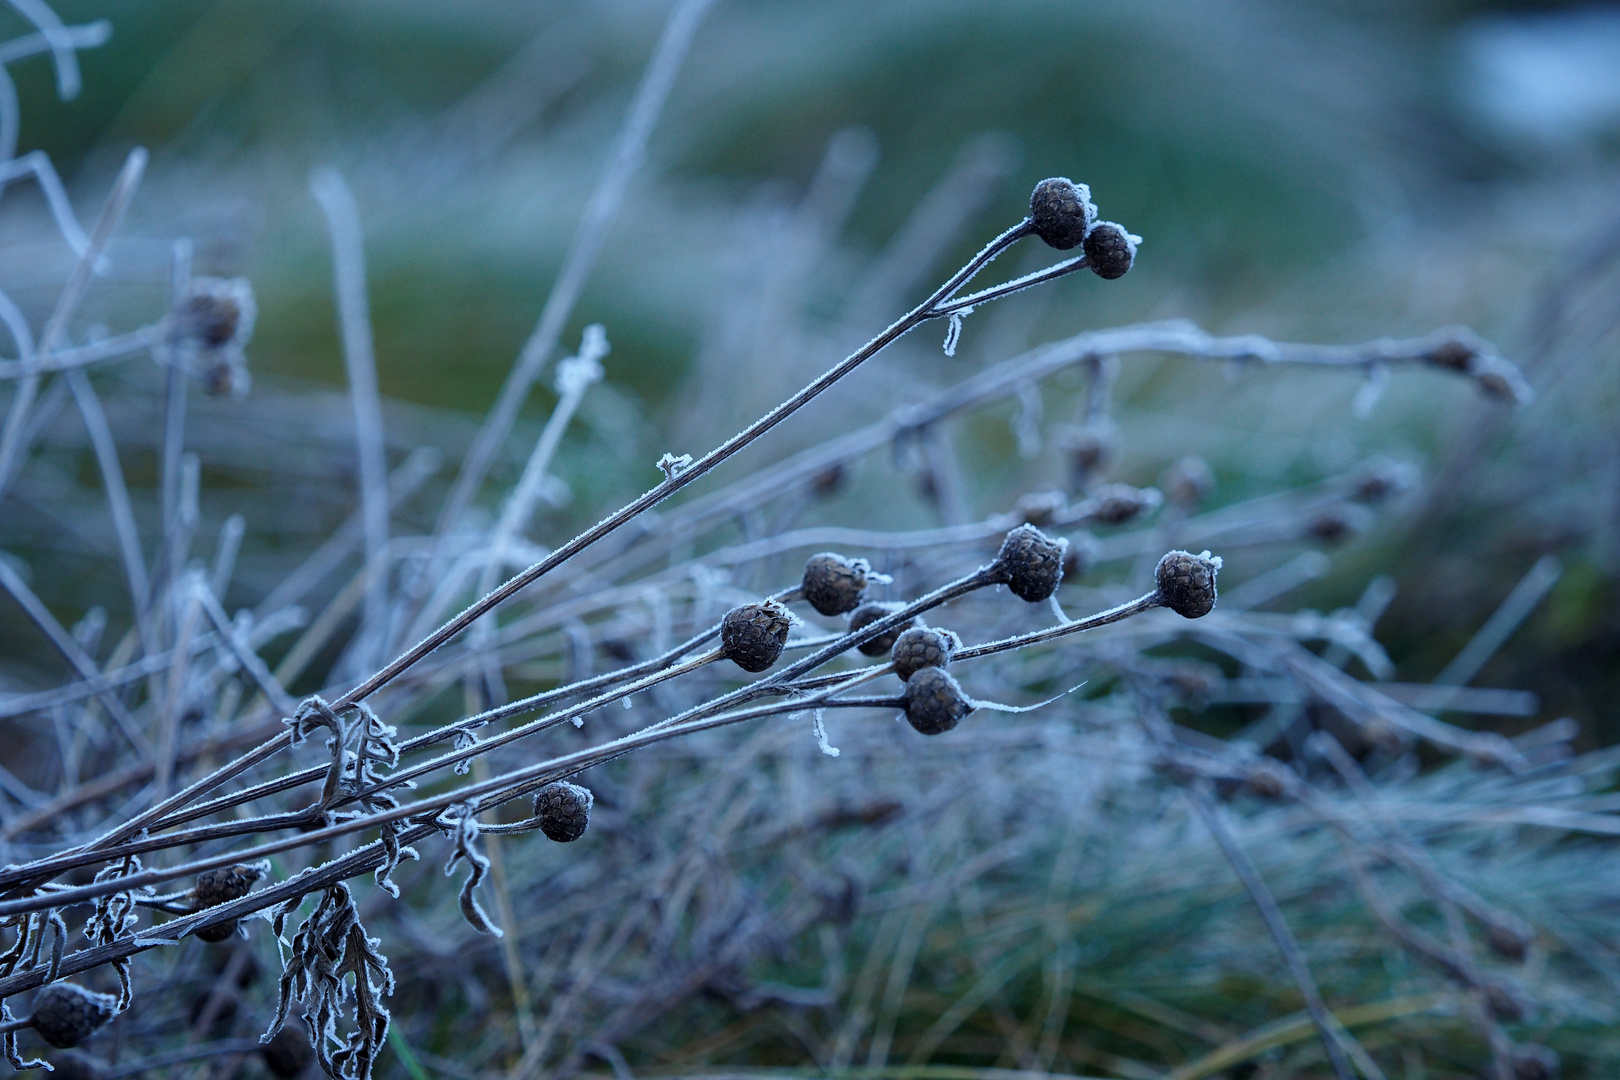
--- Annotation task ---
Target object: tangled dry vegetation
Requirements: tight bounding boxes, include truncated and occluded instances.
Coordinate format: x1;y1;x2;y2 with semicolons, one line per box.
2;4;1618;1080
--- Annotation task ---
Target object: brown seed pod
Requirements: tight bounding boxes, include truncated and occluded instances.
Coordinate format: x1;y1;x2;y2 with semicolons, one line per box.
1083;222;1137;280
1348;457;1417;504
721;600;793;672
1485;981;1526;1023
261;1020;315;1079
849;601;920;657
1028;177;1095;250
533;781;593;843
178;277;255;349
801;552;870;616
1057;423;1116;487
1162;455;1215;507
1090;483;1161;526
904;666;974;735
1155;550;1221;619
891;626;961;682
30;983;117;1049
1014;490;1067;528
191;863;265;943
991;524;1067;603
1304;503;1371;544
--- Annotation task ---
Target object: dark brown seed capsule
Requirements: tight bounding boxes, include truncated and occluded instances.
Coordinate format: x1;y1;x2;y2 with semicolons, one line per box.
1511;1043;1560;1080
1029;178;1095;250
1015;490;1067;528
1162;455;1214;507
992;524;1067;603
1083;222;1137;280
848;601;919;657
191;863;264;943
533;781;592;843
1090;483;1160;526
261;1020;315;1079
904;666;974;735
801;553;870;616
1155;550;1221;619
179;279;253;349
1245;765;1288;800
1485;981;1526;1023
1423;339;1476;372
721;600;793;672
891;627;960;682
30;983;117;1049
1058;423;1116;488
1349;458;1417;503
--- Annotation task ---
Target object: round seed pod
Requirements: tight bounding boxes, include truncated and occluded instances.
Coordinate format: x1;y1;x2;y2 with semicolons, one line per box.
191;863;264;943
848;601;919;657
1014;490;1067;528
1162;455;1214;507
1485;981;1526;1023
891;627;961;682
1348;457;1417;504
1057;423;1116;487
533;781;593;843
992;524;1067;603
1028;178;1095;250
261;1020;315;1079
904;666;974;735
801;553;870;616
721;600;792;672
1304;503;1371;544
1083;222;1137;280
1245;764;1288;800
179;278;255;349
1511;1044;1560;1080
1155;550;1221;619
30;983;117;1049
1090;483;1161;526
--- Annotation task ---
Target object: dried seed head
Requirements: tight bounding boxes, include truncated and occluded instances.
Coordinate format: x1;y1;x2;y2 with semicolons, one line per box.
1424;339;1476;371
1511;1043;1560;1080
721;600;793;672
891;626;961;682
533;781;593;843
178;277;256;350
1058;423;1116;486
992;524;1067;603
1349;457;1418;503
801;552;870;616
1245;764;1288;800
1487;922;1531;963
848;601;920;657
1155;550;1221;618
1083;222;1137;279
1028;178;1095;250
811;464;846;497
1015;489;1067;528
1304;504;1370;544
904;666;974;735
192;864;263;909
30;983;117;1049
1162;455;1214;507
261;1020;315;1079
200;355;250;399
1090;483;1161;525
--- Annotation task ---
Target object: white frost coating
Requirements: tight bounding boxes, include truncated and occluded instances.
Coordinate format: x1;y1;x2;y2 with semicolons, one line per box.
1352;363;1389;418
811;708;840;757
656;451;694;480
555;323;609;396
942;303;975;357
967;681;1086;715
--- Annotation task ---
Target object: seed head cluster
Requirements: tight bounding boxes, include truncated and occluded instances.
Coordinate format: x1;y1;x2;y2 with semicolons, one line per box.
992;524;1067;602
849;601;919;657
533;781;593;843
801;552;870;616
721;600;793;672
904;666;974;735
891;626;960;682
1028;178;1138;279
30;983;117;1049
1154;549;1221;618
190;863;265;943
